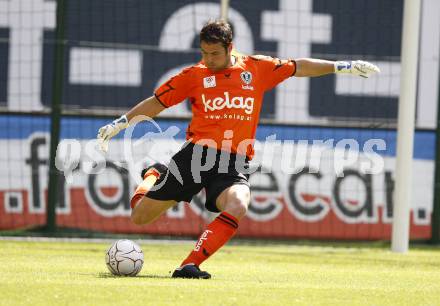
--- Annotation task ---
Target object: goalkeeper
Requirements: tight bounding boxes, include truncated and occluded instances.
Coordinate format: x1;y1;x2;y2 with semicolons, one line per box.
97;19;379;279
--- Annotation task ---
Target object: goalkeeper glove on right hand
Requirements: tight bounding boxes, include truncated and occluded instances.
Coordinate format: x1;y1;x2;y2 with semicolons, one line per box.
97;115;129;152
334;60;380;78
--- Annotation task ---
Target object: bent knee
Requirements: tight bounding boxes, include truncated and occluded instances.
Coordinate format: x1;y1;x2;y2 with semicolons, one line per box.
228;202;248;219
225;196;250;219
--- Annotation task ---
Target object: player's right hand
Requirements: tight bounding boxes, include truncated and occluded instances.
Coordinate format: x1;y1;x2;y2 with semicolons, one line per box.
97;115;129;152
334;60;380;78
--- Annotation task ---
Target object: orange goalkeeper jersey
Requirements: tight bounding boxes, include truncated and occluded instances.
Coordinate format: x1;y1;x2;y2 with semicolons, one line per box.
154;52;296;159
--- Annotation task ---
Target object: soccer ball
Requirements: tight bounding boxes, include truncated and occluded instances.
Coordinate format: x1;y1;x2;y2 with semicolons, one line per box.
105;239;144;276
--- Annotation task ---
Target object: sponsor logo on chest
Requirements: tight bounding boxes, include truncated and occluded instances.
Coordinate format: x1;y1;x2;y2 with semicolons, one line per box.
202;91;254;115
203;75;216;88
203;71;254;91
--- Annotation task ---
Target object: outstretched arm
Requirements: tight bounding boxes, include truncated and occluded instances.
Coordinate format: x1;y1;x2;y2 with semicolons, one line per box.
295;58;380;78
125;95;166;122
97;96;166;152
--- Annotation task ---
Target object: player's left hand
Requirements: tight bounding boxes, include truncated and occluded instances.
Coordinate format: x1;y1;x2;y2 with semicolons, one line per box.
97;115;129;152
334;60;380;78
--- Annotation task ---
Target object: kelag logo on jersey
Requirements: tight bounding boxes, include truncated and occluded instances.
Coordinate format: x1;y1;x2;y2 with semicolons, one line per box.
201;92;254;115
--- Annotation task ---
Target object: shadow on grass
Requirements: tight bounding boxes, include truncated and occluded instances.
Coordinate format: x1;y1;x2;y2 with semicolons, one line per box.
97;272;170;279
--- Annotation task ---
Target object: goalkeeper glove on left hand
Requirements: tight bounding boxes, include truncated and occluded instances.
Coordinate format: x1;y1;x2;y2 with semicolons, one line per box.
97;115;129;152
334;60;380;78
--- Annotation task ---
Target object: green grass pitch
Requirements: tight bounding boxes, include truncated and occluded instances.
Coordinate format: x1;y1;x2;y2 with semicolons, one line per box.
0;239;439;305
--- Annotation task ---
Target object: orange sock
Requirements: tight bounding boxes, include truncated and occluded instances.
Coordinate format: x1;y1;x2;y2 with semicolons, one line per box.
180;212;239;267
130;168;160;209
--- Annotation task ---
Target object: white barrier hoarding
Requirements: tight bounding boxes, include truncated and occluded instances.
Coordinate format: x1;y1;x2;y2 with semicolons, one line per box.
0;117;433;239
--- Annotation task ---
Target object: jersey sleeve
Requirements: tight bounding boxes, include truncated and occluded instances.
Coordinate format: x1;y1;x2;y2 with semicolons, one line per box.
252;55;296;91
154;67;194;108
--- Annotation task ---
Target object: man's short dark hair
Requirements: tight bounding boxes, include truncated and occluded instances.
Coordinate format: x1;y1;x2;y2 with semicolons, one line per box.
199;19;233;50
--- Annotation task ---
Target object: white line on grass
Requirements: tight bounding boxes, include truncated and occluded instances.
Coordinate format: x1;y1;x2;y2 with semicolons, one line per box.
0;236;194;245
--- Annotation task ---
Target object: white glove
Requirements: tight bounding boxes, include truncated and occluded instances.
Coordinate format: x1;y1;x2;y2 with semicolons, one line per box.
334;60;380;78
97;115;129;152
